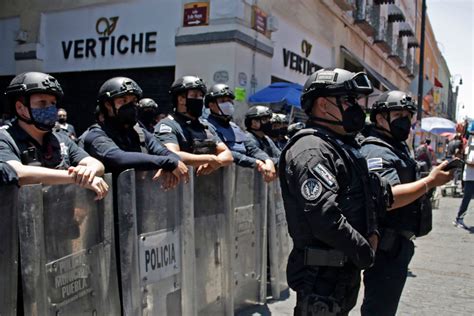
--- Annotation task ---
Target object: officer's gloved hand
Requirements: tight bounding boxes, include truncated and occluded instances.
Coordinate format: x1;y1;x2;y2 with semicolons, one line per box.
350;241;375;270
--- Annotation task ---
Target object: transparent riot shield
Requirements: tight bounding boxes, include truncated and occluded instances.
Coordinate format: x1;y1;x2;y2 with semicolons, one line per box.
193;167;233;316
231;166;267;312
267;181;291;299
18;174;120;315
0;185;19;315
117;169;195;316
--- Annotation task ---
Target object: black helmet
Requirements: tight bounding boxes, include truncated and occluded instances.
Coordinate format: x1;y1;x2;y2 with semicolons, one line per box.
97;77;143;105
5;72;64;105
301;68;373;113
370;90;416;122
169;75;207;97
204;84;235;107
244;105;272;128
138;98;158;109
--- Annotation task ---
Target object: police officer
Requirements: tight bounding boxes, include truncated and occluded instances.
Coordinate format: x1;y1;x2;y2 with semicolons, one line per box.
269;113;289;150
0;161;18;185
82;77;188;190
0;72;108;198
205;83;276;181
155;76;233;176
280;68;392;315
244;105;281;166
359;91;453;316
137;98;163;132
55;108;77;141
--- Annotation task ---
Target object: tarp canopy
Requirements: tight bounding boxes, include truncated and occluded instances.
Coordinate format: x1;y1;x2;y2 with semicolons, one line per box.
421;117;456;135
248;82;303;108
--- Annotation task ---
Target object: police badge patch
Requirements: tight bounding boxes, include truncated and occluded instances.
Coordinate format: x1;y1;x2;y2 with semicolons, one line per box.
301;178;322;202
159;124;172;134
367;158;383;171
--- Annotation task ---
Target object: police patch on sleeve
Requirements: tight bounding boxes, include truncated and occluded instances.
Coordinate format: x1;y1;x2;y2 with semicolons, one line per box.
367;158;383;171
312;164;337;190
300;178;322;201
159;124;172;134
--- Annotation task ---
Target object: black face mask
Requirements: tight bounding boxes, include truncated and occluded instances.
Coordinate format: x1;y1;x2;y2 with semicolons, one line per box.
389;116;412;141
260;121;273;134
58;118;67;124
117;102;137;126
138;109;158;128
341;104;366;134
186;98;203;118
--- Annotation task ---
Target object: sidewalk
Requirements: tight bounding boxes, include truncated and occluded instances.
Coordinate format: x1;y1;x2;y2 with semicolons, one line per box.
247;196;474;315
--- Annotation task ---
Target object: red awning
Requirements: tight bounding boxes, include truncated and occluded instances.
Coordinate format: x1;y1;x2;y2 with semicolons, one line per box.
434;77;444;88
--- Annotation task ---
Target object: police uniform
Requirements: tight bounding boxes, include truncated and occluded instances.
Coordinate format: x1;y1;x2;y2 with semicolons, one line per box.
359;126;428;316
0;161;18;185
280;123;391;315
0;120;89;169
155;113;221;154
207;114;270;168
246;131;281;166
81;120;179;174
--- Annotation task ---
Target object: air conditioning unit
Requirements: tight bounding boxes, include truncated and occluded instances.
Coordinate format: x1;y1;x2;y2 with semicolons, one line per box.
268;15;279;32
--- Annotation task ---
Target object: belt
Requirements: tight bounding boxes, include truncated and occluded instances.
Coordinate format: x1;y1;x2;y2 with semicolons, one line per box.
304;247;347;267
399;230;416;241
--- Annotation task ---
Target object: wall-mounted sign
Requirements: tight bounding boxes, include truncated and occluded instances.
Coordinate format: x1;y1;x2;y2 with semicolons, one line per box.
41;0;180;72
252;6;267;35
238;72;248;86
235;87;247;102
283;42;320;75
213;70;229;83
183;2;209;27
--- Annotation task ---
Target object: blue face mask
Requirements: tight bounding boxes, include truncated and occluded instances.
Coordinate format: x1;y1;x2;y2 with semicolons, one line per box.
31;105;58;129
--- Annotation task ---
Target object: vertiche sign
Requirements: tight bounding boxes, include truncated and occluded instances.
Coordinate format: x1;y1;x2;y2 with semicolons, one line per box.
183;2;209;27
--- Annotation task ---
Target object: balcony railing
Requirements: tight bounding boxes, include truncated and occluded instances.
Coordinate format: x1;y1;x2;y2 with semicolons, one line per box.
374;17;391;54
388;33;403;65
353;0;378;37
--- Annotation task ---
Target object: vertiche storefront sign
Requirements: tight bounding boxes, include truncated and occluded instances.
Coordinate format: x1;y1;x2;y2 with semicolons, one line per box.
61;17;157;59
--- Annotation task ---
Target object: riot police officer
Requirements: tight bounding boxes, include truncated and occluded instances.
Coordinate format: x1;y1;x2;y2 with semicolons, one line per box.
155;76;233;176
205;83;276;181
359;90;453;316
244;105;281;166
0;72;108;198
81;77;188;190
280;68;392;315
137;98;164;132
269;113;289;150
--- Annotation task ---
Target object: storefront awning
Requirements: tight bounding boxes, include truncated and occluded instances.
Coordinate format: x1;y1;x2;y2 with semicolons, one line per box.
341;46;399;90
399;22;414;37
248;82;303;108
388;4;406;22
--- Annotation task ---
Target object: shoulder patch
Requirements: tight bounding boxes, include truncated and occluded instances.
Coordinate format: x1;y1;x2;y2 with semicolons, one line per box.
367;157;383;171
300;178;322;202
159;124;173;134
312;163;338;190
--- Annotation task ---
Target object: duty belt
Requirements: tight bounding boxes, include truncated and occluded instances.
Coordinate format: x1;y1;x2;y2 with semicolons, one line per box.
304;247;347;267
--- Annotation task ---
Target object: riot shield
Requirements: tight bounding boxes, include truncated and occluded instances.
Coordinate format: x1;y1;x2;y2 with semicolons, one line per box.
231;166;267;312
117;169;195;316
193;167;233;316
18;174;120;315
0;185;19;316
267;181;291;299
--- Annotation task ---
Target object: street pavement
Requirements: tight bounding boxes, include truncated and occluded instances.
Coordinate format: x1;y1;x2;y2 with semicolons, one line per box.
244;194;474;315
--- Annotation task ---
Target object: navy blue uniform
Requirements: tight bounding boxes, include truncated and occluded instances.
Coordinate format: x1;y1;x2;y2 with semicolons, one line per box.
360;126;426;316
207;114;269;168
81;121;179;174
280;124;391;315
0;161;18;185
0;120;88;169
155;113;221;154
246;131;280;166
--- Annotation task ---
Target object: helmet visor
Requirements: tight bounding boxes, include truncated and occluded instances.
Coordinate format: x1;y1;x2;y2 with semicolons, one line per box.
349;73;373;95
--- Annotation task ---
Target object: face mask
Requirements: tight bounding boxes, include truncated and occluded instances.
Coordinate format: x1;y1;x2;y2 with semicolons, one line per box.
217;101;235;117
186;98;203;118
117;102;137;126
341;104;366;134
260;121;273;134
389;116;412;141
31;105;58;130
58;118;67;124
138;109;158;128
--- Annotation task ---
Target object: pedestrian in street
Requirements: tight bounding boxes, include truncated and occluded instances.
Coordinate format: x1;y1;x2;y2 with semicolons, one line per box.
279;68;392;315
0;72;108;199
453;131;474;229
81;77;188;190
155;76;233;176
205;83;276;182
244;105;281;167
359;90;453;316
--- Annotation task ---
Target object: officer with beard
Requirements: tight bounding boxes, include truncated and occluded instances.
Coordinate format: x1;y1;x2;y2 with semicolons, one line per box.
244;105;281;166
359;91;453;316
205;84;276;182
0;72;108;198
82;77;189;190
155;76;233;176
279;68;393;315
